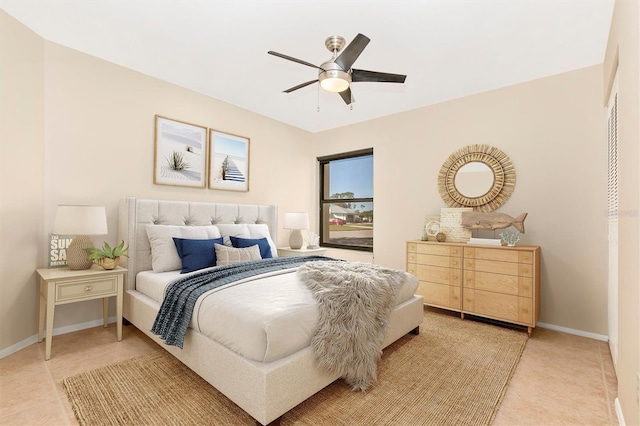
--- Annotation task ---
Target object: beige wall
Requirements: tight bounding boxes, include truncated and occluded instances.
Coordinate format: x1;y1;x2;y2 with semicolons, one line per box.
604;0;640;424
315;65;608;335
0;11;45;350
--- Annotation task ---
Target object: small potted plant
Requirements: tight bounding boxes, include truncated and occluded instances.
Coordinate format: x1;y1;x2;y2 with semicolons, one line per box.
87;240;129;270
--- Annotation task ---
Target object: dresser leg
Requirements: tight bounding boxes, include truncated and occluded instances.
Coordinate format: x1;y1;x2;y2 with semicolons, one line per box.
527;326;532;336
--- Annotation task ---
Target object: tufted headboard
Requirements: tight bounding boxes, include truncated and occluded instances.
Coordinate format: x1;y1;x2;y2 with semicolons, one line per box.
118;197;278;290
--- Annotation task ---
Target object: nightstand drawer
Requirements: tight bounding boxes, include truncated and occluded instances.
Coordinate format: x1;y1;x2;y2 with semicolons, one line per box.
55;276;118;302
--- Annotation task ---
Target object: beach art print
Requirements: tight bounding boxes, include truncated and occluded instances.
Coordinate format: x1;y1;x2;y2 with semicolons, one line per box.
209;130;250;192
154;115;207;188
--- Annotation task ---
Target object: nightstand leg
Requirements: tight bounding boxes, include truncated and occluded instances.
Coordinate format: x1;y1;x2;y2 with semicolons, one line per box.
45;283;55;361
38;279;45;343
116;280;123;341
102;297;109;327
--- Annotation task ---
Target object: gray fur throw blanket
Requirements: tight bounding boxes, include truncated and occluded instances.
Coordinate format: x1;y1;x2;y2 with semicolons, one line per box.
297;261;408;391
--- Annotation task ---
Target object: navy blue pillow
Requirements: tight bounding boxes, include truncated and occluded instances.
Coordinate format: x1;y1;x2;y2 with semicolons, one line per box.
173;237;224;274
229;236;273;259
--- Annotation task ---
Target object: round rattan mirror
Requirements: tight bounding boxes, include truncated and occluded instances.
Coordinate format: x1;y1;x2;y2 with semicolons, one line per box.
437;144;515;212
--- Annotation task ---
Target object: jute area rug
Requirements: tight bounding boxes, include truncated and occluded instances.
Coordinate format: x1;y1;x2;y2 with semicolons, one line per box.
64;308;528;426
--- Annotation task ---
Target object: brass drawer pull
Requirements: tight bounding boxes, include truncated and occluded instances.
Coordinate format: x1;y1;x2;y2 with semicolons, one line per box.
84;286;93;292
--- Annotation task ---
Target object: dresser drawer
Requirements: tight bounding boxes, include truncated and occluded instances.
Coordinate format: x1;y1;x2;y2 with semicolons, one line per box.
412;264;461;286
411;253;460;268
418;281;461;310
464;247;533;264
414;243;462;257
55;276;118;302
464;258;533;277
464;270;533;297
463;289;533;326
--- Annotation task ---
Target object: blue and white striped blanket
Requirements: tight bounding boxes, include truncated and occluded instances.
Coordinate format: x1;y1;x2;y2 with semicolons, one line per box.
151;256;334;348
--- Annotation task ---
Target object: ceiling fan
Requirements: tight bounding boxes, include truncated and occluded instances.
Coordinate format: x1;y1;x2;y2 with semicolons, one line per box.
268;33;407;105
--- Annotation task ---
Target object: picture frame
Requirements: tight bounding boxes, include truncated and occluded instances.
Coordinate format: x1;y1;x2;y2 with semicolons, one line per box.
208;129;250;192
154;115;207;188
48;234;74;268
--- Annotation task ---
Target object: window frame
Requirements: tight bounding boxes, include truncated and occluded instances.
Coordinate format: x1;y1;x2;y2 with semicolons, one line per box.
317;148;373;252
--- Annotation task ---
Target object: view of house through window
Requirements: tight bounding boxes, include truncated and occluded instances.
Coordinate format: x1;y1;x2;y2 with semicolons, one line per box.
318;149;373;251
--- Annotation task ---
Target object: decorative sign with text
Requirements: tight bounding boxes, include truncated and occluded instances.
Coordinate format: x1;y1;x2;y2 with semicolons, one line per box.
49;234;74;268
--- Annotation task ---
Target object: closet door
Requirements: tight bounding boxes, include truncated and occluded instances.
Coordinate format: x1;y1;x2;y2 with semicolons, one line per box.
606;75;618;372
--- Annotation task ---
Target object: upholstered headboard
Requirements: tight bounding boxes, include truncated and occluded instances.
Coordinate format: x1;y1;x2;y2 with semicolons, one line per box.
118;197;278;290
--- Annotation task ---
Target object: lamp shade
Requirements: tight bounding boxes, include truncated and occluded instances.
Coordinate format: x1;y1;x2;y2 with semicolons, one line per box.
53;205;108;235
283;212;309;230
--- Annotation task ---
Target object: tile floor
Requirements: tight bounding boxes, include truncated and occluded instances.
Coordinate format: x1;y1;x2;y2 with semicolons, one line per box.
0;319;618;425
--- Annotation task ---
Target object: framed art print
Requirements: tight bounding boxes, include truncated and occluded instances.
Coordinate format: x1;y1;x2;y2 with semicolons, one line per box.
153;115;207;188
208;129;250;192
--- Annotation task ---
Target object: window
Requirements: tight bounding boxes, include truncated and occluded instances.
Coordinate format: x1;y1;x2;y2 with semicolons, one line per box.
318;148;373;251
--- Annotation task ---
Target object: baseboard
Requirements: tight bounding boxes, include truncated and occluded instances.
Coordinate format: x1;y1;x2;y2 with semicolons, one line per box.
536;322;608;342
0;316;117;360
0;335;39;360
615;397;625;426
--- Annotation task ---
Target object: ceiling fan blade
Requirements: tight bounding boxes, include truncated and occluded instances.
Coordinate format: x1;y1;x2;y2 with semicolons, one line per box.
335;33;370;71
283;79;319;93
268;51;324;71
339;87;354;105
351;69;407;83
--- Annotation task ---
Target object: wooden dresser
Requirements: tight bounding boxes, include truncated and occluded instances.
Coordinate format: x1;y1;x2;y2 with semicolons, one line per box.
407;240;540;335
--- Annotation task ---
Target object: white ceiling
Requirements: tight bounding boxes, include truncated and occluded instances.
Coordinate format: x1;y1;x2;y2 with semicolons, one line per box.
0;0;614;133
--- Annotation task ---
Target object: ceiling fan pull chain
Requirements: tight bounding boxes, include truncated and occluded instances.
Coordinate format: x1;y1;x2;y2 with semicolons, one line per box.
317;85;320;112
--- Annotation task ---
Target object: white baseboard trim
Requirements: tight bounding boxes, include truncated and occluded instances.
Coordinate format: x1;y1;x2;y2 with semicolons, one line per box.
536;322;608;342
0;316;117;360
615;397;625;426
0;335;39;360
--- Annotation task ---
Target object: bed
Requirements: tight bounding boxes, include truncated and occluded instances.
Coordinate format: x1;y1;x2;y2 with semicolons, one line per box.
118;197;424;425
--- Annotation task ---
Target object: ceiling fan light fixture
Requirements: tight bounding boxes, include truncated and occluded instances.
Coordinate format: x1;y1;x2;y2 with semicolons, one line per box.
319;69;351;93
268;33;406;104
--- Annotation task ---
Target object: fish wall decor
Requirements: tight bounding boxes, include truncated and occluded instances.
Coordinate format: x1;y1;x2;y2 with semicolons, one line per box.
461;212;527;233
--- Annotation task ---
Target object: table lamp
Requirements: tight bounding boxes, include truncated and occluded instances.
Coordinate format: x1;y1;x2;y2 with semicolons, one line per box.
283;212;309;250
53;205;108;270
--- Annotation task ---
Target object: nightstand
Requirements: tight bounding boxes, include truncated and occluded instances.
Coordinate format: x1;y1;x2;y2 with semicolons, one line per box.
36;265;126;360
277;247;327;257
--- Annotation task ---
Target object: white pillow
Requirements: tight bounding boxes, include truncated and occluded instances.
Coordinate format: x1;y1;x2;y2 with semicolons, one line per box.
215;224;251;239
246;224;278;258
214;244;261;266
146;225;222;272
216;224;251;247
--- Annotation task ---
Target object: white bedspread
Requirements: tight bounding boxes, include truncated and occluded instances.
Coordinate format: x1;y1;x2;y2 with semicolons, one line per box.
136;266;418;362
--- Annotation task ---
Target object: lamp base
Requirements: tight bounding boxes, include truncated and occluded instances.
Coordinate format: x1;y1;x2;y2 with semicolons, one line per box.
67;235;94;270
289;230;303;250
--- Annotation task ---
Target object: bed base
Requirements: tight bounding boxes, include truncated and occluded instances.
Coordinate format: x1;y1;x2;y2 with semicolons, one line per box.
124;289;423;425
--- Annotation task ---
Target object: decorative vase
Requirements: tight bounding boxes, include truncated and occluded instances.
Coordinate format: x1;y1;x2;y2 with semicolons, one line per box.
95;257;119;270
